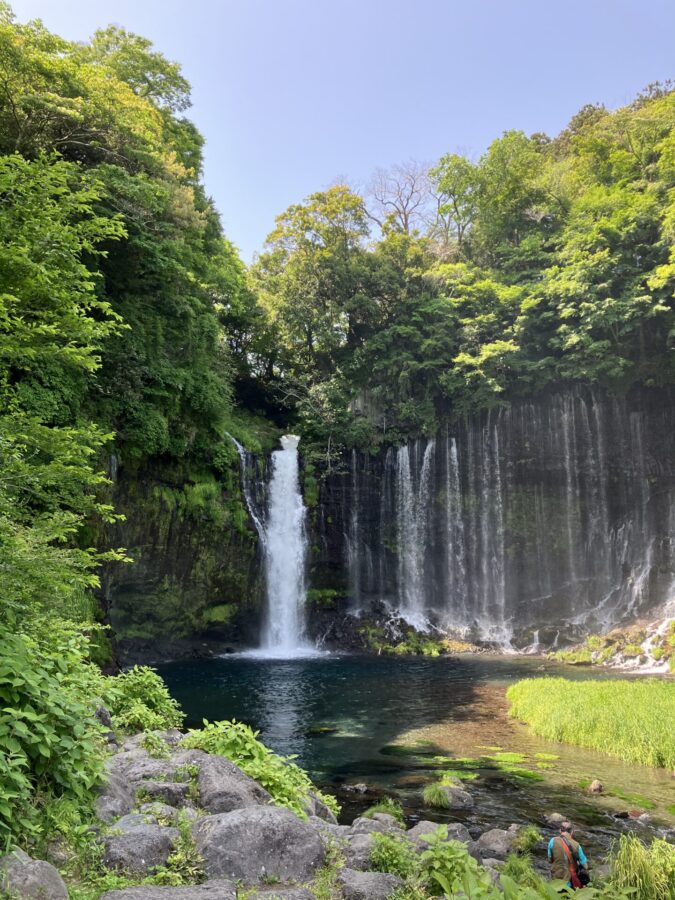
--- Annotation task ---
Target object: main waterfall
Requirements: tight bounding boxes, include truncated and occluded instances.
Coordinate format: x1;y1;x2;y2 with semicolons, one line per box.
260;435;311;655
334;387;675;647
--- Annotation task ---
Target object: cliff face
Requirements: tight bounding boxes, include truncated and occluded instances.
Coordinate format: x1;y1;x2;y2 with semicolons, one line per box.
309;386;675;648
105;386;675;662
101;458;264;663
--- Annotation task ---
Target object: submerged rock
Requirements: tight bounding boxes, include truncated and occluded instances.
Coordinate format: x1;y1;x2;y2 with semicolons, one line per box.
192;806;325;883
0;849;68;900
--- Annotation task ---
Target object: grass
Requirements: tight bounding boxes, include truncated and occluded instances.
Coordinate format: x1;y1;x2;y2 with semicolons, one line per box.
422;782;451;809
609;834;675;900
507;677;675;769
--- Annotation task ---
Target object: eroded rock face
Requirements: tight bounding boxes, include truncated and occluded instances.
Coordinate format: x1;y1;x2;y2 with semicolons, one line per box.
192;806;325;884
99;882;237;899
338;868;404;900
198;755;271;813
103;824;179;875
0;849;68;900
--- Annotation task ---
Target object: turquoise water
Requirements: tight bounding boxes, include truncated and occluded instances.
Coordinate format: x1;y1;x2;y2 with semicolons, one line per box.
158;654;675;856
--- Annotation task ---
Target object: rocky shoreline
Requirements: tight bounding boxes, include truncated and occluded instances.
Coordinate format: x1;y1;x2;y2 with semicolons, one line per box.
0;727;584;900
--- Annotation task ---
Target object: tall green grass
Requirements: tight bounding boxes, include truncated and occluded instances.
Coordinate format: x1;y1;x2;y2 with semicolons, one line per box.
507;678;675;768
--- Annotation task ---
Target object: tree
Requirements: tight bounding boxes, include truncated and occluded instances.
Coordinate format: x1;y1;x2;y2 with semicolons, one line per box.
366;160;432;234
428;153;479;253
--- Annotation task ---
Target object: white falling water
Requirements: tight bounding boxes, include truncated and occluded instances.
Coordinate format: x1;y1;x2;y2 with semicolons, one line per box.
227;433;266;543
260;435;313;656
396;440;435;627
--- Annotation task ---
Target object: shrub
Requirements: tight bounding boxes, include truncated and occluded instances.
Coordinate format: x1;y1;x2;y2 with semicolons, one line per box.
419;827;493;896
363;796;405;824
182;719;340;818
512;825;542;853
369;832;419;878
104;666;184;732
501;853;546;890
0;630;105;841
507;678;675;768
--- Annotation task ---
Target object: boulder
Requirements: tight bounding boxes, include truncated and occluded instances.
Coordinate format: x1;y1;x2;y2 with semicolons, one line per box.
115;813;158;830
100;882;236;899
0;849;68;899
544;813;566;828
308;816;350;843
349;815;401;836
197;755;271;813
343;833;376;870
441;786;474;809
446;822;472;844
248;891;315;900
96;771;135;822
587;779;604;794
137;780;191;806
192;806;325;883
304;790;338;824
477;828;518;859
338;868;404;900
103;824;179;875
406;820;440;848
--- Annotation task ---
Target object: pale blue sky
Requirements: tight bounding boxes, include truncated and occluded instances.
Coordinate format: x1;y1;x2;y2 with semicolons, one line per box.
11;0;675;260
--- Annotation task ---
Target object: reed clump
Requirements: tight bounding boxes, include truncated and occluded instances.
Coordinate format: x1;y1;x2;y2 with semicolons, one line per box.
507;677;675;768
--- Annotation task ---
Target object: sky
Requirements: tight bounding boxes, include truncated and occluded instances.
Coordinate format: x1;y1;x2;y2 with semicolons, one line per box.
10;0;675;261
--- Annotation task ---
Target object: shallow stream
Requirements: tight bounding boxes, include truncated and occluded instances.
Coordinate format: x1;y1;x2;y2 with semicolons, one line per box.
158;654;675;858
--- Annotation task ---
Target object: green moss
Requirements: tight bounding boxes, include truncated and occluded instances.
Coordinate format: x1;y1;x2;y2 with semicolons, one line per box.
621;643;644;658
200;604;236;626
305;588;344;608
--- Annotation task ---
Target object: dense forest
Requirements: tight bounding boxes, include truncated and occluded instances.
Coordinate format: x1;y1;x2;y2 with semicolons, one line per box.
0;0;674;879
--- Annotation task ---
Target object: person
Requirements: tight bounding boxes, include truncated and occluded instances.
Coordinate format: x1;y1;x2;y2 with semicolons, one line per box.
547;821;589;890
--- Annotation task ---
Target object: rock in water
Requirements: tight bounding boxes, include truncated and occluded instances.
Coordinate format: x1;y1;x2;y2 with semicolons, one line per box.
588;779;604;794
192;806;325;883
338;869;404;899
0;849;68;899
477;828;518;859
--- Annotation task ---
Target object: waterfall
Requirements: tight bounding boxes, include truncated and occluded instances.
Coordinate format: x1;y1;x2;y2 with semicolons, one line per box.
227;433;266;543
260;435;311;655
396;439;435;627
331;386;675;648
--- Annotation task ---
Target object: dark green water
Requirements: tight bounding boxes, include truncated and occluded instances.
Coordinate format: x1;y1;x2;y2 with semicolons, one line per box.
158;654;675;856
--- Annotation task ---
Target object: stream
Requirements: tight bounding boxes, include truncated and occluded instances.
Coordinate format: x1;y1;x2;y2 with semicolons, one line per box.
158;653;675;859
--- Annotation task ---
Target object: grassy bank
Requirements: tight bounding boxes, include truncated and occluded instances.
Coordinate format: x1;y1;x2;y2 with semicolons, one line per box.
507;677;675;769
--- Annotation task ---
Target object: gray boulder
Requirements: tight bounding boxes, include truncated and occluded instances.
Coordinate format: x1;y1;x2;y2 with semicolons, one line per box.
115;813;158;830
193;806;325;883
442;786;474;809
446;822;472;843
100;881;236;899
198;755;271;813
96;771;135;822
248;891;315;900
103;824;179;875
477;828;518;859
304;791;338;824
308;816;350;844
338;868;404;900
349;815;401;836
0;849;68;900
344;833;376;870
137;780;191;806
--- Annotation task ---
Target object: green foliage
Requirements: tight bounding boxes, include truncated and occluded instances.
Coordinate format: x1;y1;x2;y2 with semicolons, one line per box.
104;666;184;732
508;677;675;768
182;719;340;819
512;826;542;853
501;854;547;891
370;832;420;879
140;732;172;759
609;834;675;900
0;629;105;841
363;796;405;824
419;827;494;896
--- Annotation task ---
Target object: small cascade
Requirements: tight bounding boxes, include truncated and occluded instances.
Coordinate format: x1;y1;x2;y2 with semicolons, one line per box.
227;433;266;543
260;435;312;656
